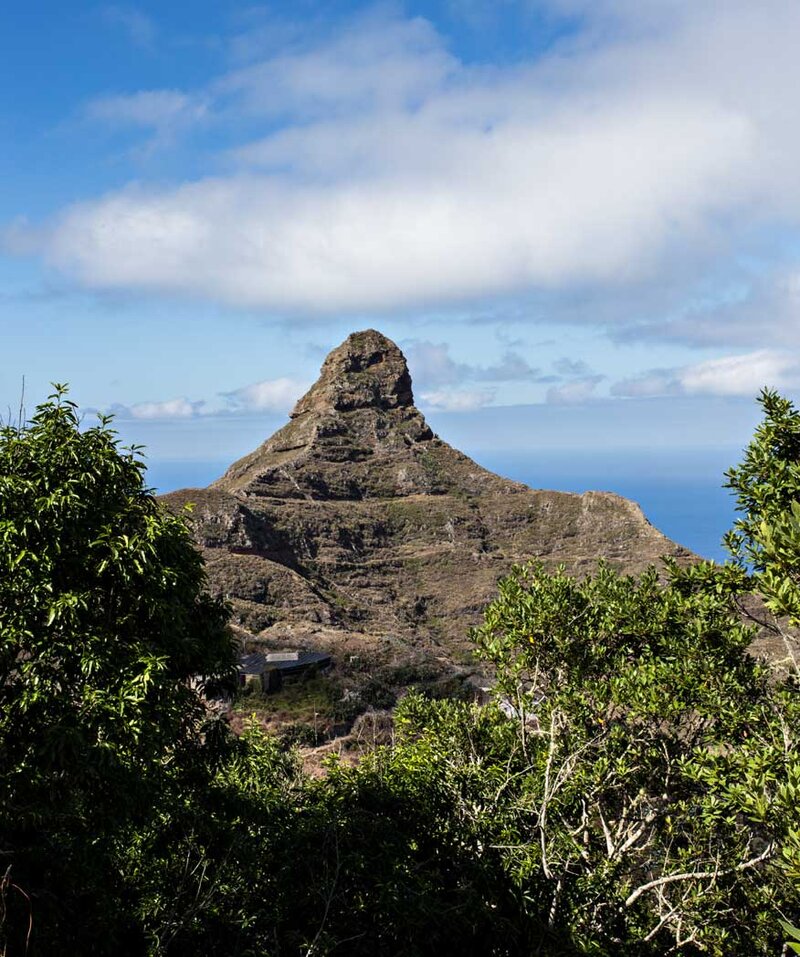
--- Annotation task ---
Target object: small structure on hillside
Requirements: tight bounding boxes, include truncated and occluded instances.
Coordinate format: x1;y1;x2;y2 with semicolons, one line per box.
237;653;281;693
237;649;332;693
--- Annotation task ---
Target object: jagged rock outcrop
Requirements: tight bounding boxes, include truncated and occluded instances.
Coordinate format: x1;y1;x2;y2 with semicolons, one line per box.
163;330;692;661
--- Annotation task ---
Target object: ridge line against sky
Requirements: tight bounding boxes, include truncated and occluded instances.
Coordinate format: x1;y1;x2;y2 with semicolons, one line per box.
0;0;798;457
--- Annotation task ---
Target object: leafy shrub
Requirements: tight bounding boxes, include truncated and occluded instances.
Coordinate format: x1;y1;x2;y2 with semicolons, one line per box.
278;722;322;749
468;559;798;953
0;388;233;953
417;674;473;701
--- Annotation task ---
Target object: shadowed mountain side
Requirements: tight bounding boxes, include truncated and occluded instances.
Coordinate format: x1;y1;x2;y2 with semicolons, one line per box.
162;330;691;660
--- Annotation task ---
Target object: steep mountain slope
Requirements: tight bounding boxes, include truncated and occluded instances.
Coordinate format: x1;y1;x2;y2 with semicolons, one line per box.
163;330;690;661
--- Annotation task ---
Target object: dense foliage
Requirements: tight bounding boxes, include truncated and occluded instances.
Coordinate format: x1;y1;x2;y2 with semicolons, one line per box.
0;389;233;953
1;387;799;955
725;390;800;630
470;560;797;952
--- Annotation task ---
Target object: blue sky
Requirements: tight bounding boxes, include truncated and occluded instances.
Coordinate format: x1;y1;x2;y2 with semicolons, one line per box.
1;0;797;471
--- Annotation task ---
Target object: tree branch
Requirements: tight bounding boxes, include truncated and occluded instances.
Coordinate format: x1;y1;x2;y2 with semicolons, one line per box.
624;843;774;908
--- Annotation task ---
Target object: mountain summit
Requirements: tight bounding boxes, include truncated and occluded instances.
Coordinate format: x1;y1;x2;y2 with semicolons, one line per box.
165;331;690;659
213;328;505;501
291;329;415;414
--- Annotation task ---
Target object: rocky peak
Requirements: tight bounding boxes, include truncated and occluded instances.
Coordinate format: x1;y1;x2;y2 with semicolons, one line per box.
166;328;694;662
291;330;414;417
212;330;450;500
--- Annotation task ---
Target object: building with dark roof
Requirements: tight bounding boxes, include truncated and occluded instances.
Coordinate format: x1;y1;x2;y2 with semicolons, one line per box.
237;650;332;692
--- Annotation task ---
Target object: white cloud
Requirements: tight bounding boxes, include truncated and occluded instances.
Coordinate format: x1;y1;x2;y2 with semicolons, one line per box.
116;397;204;420
612;350;800;398
611;370;677;398
553;357;592;376
546;375;605;405
406;340;465;386
405;339;541;387
219;12;456;118
13;0;800;337
106;377;305;421
420;388;495;412
101;6;156;51
680;352;793;396
84;90;206;131
41;98;752;312
221;377;306;413
483;351;542;382
621;266;800;350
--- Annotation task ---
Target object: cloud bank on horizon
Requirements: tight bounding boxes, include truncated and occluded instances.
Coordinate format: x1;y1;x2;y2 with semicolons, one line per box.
3;0;800;423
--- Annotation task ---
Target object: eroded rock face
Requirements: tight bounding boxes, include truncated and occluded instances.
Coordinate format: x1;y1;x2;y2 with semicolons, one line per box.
211;330;437;501
163;330;692;660
291;329;414;416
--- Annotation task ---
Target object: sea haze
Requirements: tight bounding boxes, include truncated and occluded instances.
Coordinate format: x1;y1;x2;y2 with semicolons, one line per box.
146;447;739;564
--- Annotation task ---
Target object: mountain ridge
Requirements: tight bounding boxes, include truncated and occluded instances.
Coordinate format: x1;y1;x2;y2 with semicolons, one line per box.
163;330;690;661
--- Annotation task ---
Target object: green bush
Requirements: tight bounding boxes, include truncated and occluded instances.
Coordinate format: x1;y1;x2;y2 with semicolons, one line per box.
278;722;322;749
0;388;234;953
467;559;798;953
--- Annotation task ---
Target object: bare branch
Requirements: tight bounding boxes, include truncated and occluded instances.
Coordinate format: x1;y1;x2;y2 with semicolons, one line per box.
624;843;774;908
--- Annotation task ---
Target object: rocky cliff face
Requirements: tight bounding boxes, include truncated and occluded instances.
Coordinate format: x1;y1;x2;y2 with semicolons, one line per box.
163;330;691;662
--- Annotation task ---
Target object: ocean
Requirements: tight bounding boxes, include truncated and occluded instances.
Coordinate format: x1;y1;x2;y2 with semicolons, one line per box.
145;447;741;564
